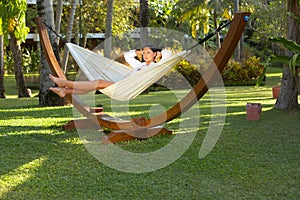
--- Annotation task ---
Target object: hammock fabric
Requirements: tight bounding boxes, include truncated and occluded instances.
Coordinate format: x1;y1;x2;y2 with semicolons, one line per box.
67;43;190;101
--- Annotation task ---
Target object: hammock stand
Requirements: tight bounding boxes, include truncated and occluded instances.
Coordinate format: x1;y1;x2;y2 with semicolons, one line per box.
35;12;250;144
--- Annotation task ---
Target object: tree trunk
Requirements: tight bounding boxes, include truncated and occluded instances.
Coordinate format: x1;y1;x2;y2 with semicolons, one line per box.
0;35;5;98
104;0;114;58
74;17;80;45
275;0;299;110
55;0;63;44
37;0;66;106
213;11;221;49
62;0;77;73
140;0;149;47
234;0;241;61
298;66;300;94
9;33;30;98
79;0;84;47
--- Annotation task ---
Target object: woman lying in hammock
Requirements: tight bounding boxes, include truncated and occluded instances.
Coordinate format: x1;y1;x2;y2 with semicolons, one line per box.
49;45;172;98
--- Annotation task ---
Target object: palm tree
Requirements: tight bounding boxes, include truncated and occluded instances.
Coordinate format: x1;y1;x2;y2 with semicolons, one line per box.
9;33;30;97
234;0;241;61
55;0;63;44
140;0;149;47
37;0;65;106
174;0;231;50
0;35;5;98
1;0;30;97
104;0;114;58
274;0;299;110
62;0;77;73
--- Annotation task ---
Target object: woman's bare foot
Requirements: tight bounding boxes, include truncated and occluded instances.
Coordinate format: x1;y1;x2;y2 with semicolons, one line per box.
49;87;66;98
49;74;66;88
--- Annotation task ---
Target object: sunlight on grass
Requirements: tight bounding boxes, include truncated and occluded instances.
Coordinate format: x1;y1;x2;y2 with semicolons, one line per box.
0;70;299;199
267;72;282;77
60;137;83;145
0;157;47;198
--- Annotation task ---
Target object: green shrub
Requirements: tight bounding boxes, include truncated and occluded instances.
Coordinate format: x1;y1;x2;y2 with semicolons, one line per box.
174;60;202;86
158;60;202;89
23;48;40;73
157;56;265;89
24;74;40;90
4;51;14;74
222;59;249;82
4;48;40;74
222;56;265;85
243;56;265;79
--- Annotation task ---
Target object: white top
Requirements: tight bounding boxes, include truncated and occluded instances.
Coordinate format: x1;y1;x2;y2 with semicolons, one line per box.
123;49;173;77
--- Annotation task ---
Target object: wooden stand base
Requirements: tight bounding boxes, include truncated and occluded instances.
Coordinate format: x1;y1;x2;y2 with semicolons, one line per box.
62;118;100;130
62;107;104;130
64;120;172;144
62;107;172;144
101;126;172;144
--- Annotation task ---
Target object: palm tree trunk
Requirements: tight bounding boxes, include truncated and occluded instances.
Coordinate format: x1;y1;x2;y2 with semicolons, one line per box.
104;0;114;58
55;0;63;44
0;35;5;98
37;0;65;106
234;0;241;61
275;0;299;110
297;67;300;94
62;0;77;73
9;33;30;98
140;0;149;47
213;11;221;49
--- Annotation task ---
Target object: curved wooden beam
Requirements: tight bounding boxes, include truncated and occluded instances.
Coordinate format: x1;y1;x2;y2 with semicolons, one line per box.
148;12;250;126
35;12;250;139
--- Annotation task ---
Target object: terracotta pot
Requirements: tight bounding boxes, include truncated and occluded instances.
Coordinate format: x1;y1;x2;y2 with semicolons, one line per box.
246;103;262;121
272;86;281;99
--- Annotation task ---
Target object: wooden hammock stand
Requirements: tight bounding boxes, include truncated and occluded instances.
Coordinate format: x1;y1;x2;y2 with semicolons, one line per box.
35;12;250;144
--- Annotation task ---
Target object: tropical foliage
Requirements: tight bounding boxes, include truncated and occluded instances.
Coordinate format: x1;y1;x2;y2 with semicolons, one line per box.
269;37;300;76
60;0;136;41
0;0;30;98
222;56;265;85
245;0;287;58
4;48;40;74
245;0;287;43
148;0;178;26
0;0;30;42
159;59;202;89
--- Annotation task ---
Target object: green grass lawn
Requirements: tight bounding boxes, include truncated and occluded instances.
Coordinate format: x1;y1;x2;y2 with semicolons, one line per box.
0;68;299;199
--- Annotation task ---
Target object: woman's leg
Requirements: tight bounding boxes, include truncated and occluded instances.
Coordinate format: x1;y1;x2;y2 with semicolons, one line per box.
49;87;91;97
49;74;114;91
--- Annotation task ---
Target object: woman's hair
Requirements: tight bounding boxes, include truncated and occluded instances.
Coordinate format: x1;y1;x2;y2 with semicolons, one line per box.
138;45;162;63
142;45;162;52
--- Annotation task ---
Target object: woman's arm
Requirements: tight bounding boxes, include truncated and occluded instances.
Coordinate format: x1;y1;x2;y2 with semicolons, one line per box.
155;49;173;62
161;49;173;59
124;50;143;68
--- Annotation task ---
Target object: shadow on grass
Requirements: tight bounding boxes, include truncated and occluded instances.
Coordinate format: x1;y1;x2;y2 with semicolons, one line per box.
0;132;99;199
0;94;299;199
0;106;72;121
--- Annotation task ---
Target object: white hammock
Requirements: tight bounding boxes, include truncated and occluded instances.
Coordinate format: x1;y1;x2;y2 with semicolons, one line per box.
67;43;190;101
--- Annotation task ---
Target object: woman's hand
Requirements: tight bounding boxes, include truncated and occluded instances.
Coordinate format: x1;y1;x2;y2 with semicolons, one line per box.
155;51;162;62
135;49;143;56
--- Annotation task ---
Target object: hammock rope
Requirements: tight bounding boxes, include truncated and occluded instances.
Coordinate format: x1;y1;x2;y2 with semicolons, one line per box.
42;20;68;44
186;20;232;51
